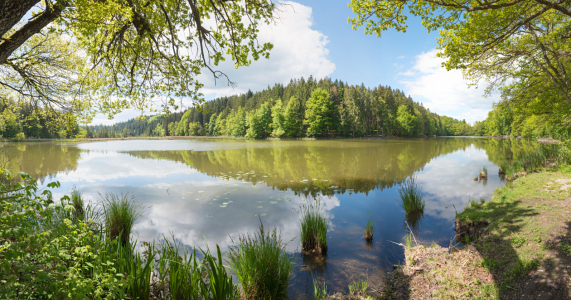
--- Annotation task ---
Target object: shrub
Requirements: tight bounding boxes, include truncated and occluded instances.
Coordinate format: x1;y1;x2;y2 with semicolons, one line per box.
228;223;293;300
13;132;25;141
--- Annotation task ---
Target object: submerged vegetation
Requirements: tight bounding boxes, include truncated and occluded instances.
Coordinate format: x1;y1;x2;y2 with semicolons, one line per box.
299;202;329;254
228;223;293;300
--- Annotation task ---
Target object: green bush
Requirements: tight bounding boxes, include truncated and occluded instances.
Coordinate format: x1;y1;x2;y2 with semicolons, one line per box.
0;171;128;299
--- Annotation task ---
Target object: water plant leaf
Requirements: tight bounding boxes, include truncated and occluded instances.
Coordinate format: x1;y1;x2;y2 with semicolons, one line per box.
257;206;263;208
260;213;267;216
270;201;278;204
198;191;204;193
220;205;227;208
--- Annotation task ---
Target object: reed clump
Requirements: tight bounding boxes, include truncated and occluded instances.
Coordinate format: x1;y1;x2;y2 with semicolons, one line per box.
364;211;376;241
299;202;328;254
478;166;488;179
70;187;85;221
101;192;143;246
399;177;425;214
228;222;293;300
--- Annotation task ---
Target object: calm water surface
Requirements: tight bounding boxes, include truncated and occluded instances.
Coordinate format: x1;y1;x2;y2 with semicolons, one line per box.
2;137;537;298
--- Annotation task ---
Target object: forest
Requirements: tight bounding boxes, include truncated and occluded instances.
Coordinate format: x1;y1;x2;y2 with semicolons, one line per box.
89;77;473;139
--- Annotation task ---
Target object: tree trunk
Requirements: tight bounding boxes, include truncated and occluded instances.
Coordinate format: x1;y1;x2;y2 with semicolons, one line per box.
0;2;65;64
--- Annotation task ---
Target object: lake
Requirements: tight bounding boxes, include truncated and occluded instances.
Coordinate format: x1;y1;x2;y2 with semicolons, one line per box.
0;137;537;298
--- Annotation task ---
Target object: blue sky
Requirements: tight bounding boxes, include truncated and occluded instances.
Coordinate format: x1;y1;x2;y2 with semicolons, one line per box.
93;0;498;125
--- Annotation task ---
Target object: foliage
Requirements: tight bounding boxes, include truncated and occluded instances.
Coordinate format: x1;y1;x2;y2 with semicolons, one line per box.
396;105;418;137
299;202;329;252
305;88;333;137
91;77;473;139
0;171;129;299
228;222;293;300
1;0;278;118
349;0;571;138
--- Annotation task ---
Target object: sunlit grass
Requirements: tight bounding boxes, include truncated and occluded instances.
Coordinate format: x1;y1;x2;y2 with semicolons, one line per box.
364;211;375;241
101;192;143;246
228;222;293;300
399;176;425;214
299;202;328;253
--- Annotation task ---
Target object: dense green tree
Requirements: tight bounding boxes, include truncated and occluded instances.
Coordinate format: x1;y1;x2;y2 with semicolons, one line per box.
1;0;278;118
396;105;418;137
283;96;304;137
271;99;286;138
305;88;332;137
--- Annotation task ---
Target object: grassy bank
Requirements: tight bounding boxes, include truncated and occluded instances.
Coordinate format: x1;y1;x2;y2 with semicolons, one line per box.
382;168;571;299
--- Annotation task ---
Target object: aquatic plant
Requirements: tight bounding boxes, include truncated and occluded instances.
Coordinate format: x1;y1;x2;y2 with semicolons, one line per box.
101;191;143;246
299;202;328;253
312;273;328;300
478;166;488;179
399;176;425;214
70;187;85;221
364;211;376;241
228;222;293;300
348;278;368;295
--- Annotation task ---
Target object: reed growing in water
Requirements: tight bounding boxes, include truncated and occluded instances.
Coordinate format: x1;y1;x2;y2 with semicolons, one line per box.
70;187;85;221
228;222;293;300
101;192;143;246
399;177;425;214
299;202;328;253
364;211;376;241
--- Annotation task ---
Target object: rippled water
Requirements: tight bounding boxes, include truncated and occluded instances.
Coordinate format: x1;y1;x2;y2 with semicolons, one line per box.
0;137;537;298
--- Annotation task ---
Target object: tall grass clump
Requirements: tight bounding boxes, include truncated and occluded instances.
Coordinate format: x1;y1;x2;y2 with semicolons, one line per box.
70;187;85;221
364;211;376;241
101;191;143;246
399;176;425;214
299;202;328;253
228;222;293;300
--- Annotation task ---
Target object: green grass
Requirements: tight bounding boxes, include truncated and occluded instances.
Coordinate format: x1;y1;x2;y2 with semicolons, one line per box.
70;187;85;221
101;192;143;246
399;176;425;214
299;202;328;253
228;222;293;300
312;273;328;300
364;211;376;240
348;278;368;295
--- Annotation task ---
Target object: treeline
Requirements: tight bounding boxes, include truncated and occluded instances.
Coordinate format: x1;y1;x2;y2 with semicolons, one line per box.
94;77;471;138
0;101;83;140
472;104;571;140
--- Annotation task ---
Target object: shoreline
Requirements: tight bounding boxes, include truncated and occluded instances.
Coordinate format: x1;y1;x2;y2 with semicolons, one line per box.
0;135;556;143
380;169;571;299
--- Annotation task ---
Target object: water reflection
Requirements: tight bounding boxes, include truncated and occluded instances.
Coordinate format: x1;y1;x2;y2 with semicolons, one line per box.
0;138;541;297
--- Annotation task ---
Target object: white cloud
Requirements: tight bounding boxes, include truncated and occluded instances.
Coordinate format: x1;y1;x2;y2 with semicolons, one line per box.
198;1;335;99
398;55;405;59
398;49;499;123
